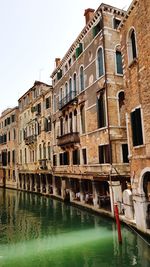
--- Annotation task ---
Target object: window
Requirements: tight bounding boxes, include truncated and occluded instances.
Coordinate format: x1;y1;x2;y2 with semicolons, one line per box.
13;129;16;140
98;145;110;164
73;73;77;95
47;142;51;160
53;154;57;166
73;149;80;165
13;170;16;181
38;122;41;135
8;131;10;141
43;143;46;159
45;97;51;109
79;66;84;92
53;94;56;112
116;50;123;74
44;117;51;132
118;91;125;126
113;18;121;29
128;28;137;64
2;151;7;166
97;47;104;77
59;152;69;166
57;69;62;80
80;105;85;134
59;153;63;165
93;20;102;37
37;103;41;114
76;43;83;58
60;118;63;136
82;149;87;164
64;151;69;165
74;109;78;132
122;144;129;163
11;114;15;123
12;150;15;164
25;148;27;163
7;117;10;125
69;78;72;94
69;113;73;132
97;90;106;128
39;144;42;160
131;108;143;146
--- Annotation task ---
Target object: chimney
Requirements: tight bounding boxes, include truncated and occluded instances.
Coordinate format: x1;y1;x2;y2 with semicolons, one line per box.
84;8;95;24
55;58;61;68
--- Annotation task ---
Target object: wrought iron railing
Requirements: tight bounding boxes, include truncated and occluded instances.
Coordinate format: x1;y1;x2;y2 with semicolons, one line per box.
59;91;77;110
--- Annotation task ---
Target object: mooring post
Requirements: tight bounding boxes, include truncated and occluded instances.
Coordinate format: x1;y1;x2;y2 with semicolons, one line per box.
114;203;122;244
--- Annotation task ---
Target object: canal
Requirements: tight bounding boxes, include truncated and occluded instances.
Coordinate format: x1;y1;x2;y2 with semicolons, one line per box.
0;189;149;267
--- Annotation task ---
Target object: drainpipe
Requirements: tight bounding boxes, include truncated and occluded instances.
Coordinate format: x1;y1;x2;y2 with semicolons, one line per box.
100;8;115;215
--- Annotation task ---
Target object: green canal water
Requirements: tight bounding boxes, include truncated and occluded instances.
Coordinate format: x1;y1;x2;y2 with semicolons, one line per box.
0;189;150;267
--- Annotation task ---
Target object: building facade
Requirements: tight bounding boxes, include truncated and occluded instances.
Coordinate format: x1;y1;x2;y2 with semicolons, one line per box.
0;107;19;188
17;81;53;194
50;4;130;214
120;0;150;233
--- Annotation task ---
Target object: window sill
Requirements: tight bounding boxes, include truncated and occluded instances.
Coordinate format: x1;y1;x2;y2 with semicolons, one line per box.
133;144;145;149
115;73;123;77
128;58;138;68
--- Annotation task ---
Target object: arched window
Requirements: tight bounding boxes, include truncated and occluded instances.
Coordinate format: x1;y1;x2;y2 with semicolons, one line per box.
43;143;46;159
13;129;16;140
116;48;123;74
73;73;77;95
97;47;104;77
79;66;84;92
69;78;72;93
69;112;73;132
60;87;63;101
143;172;150;198
127;28;137;64
39;144;42;160
118;91;125;126
74;109;77;132
24;148;27;163
65;82;68;103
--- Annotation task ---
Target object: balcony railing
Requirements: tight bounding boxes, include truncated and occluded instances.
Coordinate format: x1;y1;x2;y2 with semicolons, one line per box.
59;91;77;110
57;132;80;147
25;135;37;145
39;159;47;170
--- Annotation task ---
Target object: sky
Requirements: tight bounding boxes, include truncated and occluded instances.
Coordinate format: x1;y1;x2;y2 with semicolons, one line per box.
0;0;132;115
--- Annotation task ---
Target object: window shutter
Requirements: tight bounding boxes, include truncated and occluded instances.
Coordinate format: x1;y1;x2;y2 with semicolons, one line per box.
131;111;137;146
131;30;137;59
98;48;104;77
135;108;143;145
76;43;83;59
116;51;123;74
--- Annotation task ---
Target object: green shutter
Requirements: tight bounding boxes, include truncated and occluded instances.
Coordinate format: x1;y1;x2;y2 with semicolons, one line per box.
76;43;83;59
116;51;123;74
57;69;62;80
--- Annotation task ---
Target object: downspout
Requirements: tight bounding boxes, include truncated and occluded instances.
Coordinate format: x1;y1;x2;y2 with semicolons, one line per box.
100;8;115;215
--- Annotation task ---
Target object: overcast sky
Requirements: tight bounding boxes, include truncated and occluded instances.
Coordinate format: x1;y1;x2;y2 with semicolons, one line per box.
0;0;132;114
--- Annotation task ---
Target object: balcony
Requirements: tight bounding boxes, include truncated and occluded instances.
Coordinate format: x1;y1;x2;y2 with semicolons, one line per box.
59;91;77;110
39;159;47;170
57;132;80;147
25;135;37;145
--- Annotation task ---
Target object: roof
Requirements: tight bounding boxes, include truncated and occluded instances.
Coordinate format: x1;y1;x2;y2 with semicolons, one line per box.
50;3;126;78
0;106;18;119
18;80;52;101
119;0;138;29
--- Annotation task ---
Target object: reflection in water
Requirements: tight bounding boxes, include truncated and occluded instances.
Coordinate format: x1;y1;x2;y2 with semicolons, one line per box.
0;188;150;267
